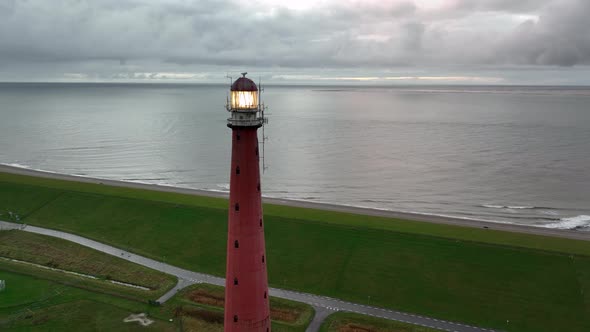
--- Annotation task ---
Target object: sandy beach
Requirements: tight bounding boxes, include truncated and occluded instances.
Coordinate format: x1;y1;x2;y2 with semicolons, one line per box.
1;163;588;241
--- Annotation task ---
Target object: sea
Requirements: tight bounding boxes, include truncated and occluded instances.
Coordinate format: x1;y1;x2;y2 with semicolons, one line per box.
0;83;589;230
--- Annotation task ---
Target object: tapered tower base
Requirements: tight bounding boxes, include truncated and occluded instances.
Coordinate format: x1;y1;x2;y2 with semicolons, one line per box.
224;127;270;332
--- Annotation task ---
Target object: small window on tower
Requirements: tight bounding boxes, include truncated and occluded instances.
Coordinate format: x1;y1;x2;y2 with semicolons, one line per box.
236;166;240;175
260;219;262;227
262;255;265;263
234;240;239;248
235;203;240;211
257;183;260;192
234;315;238;323
264;291;267;299
234;278;238;285
255;146;259;156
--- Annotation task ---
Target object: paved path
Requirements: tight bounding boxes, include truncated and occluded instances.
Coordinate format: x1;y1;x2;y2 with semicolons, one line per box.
1;164;588;241
306;306;336;332
157;278;198;303
0;220;496;332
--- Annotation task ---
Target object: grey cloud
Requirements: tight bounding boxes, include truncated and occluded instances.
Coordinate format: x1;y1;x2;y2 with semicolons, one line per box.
0;0;15;16
497;0;590;66
402;22;425;51
0;0;422;68
452;0;548;13
0;0;589;80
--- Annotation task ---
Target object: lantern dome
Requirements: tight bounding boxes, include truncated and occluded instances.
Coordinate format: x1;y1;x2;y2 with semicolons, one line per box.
231;73;258;91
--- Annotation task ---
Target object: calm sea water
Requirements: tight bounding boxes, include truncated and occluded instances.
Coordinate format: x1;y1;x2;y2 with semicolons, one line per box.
1;83;589;230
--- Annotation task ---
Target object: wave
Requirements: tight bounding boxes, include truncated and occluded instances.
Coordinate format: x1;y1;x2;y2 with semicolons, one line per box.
1;162;181;189
123;178;169;182
397;210;514;225
122;179;179;188
3;162;33;170
2;162;63;175
360;199;393;204
215;183;230;191
318;201;516;225
480;204;552;210
542;215;590;230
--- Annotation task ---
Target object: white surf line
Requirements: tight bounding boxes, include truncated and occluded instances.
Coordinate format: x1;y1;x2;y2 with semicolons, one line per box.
0;256;150;290
0;220;497;332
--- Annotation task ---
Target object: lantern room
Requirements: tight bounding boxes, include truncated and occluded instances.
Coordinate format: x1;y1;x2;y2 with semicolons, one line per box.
226;73;266;128
230;73;259;110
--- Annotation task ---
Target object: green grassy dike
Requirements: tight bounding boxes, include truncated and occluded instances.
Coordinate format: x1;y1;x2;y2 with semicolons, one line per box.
2;171;590;332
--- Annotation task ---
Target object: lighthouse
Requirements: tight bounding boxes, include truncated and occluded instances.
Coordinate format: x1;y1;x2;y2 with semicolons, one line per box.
224;73;270;332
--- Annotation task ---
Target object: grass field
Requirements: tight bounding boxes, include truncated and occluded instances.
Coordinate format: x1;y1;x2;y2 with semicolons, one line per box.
0;230;176;295
0;268;175;331
320;312;444;332
0;265;312;331
2;171;590;332
0;256;168;303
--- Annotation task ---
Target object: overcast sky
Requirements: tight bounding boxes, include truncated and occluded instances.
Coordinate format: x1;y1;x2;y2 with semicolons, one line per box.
1;0;589;84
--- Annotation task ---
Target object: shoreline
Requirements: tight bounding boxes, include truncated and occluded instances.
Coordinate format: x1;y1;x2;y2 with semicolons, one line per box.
1;163;588;241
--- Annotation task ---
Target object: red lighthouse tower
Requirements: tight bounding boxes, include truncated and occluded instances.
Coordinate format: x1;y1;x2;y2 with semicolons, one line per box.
224;73;270;332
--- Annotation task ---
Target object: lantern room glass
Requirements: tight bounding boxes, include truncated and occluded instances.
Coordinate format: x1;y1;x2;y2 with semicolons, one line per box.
231;91;258;110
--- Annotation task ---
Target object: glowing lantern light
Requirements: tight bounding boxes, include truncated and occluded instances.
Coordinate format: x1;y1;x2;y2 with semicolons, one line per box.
231;90;258;109
230;73;259;110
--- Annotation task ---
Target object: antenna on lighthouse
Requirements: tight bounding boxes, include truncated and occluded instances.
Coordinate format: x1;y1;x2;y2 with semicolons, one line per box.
258;76;269;173
225;74;233;108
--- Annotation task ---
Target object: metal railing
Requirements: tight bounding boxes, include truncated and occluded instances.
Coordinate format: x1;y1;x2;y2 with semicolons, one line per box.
227;117;265;127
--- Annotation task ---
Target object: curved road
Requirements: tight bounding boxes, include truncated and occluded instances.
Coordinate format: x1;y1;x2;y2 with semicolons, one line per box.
0;220;496;332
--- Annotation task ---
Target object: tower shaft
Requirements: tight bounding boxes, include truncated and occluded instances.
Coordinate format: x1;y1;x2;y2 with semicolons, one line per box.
224;126;270;332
